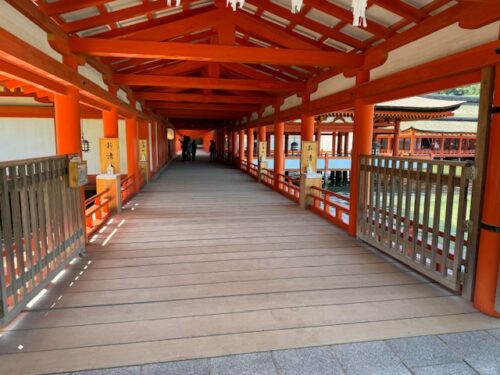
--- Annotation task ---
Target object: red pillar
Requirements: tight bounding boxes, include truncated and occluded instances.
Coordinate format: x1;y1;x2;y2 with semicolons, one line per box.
393;120;401;156
231;131;238;160
247;128;254;170
239;130;245;165
258;126;266;144
103;107;119;138
474;65;500;317
151;121;158;173
316;126;322;155
54;87;81;155
332;132;337;156
273;121;284;190
301;115;314;142
126;115;139;191
349;71;375;236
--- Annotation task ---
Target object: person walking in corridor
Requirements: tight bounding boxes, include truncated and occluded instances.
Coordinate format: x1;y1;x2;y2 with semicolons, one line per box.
181;136;189;162
210;140;216;161
191;139;197;161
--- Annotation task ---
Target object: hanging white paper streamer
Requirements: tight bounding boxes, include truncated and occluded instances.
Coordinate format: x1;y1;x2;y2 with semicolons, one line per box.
227;0;245;11
351;0;368;27
291;0;303;14
167;0;181;6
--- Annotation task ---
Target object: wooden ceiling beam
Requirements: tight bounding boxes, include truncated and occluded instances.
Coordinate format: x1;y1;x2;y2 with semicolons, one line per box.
69;38;365;68
246;0;370;50
229;8;321;51
147;102;259;112
157;110;244;119
61;1;201;33
108;8;220;41
113;74;305;92
305;0;394;40
135;92;275;104
97;6;216;39
372;0;428;23
39;0;107;17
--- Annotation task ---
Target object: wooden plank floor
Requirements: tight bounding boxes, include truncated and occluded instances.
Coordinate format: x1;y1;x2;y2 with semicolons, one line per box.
1;154;499;375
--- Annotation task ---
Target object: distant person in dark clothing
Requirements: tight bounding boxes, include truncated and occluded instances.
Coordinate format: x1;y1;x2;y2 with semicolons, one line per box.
186;137;192;161
210;140;216;161
181;136;190;162
191;139;197;161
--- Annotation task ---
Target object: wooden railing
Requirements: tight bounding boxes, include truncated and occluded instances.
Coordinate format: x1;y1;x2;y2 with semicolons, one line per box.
85;189;111;237
0;156;84;324
277;174;300;202
357;155;473;292
261;169;274;187
248;163;259;179
121;175;135;204
309;187;350;231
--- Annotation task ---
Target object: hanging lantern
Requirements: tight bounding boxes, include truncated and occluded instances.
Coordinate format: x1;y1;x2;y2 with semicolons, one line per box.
81;135;90;153
291;0;303;14
351;0;368;27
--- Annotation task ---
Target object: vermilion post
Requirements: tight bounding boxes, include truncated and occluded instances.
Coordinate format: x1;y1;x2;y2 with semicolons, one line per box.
125;115;139;192
247;128;254;170
273;121;284;190
151;121;158;173
301;115;314;142
232;131;238;160
103;107;119;138
258;125;266;145
54;87;81;156
473;64;500;317
239;130;245;165
349;70;375;236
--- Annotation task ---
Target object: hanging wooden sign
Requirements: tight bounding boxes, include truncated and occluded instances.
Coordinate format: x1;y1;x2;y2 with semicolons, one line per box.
258;141;267;161
139;139;148;162
99;138;120;174
300;141;317;174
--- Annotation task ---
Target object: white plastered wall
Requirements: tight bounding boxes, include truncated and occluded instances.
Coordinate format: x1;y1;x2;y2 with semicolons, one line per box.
0;1;62;62
78;64;109;91
0;118;56;161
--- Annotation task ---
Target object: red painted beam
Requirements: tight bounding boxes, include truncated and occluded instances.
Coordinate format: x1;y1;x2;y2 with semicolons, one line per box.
135;92;275;104
113;74;305;92
146;102;259;112
69;38;365;68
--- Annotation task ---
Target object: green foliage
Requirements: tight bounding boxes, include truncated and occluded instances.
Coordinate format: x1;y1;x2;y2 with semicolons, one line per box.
437;84;480;97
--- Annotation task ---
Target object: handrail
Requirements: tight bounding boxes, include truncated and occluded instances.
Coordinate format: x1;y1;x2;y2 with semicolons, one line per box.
261;169;274;187
121;175;136;204
85;188;111;237
277;173;300;202
309;186;350;231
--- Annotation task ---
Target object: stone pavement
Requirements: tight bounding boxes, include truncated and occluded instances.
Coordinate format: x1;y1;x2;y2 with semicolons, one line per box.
63;329;500;375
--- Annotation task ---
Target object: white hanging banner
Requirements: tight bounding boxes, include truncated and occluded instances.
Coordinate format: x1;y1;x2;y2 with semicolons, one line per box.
351;0;368;27
291;0;303;14
227;0;245;11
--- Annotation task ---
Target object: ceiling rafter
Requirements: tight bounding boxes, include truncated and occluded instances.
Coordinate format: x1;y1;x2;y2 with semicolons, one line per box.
61;1;201;34
246;0;369;50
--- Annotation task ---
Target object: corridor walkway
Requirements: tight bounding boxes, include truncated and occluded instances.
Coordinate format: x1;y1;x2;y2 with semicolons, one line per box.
1;155;499;374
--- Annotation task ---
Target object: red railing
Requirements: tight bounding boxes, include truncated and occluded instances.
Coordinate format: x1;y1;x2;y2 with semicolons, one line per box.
85;189;111;237
121;175;135;204
309;186;350;231
261;169;274;187
248;163;259;179
240;159;247;171
277;174;300;202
